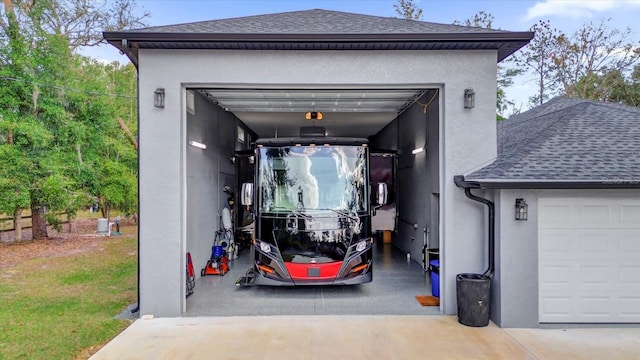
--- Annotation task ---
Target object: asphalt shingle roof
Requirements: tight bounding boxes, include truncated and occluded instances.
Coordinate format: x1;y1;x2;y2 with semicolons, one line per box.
467;97;640;182
130;9;506;34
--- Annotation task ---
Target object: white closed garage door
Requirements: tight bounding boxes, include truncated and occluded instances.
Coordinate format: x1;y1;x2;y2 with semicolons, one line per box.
538;197;640;323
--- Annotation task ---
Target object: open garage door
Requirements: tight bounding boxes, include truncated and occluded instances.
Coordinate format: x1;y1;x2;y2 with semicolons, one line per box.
538;197;640;323
201;88;426;137
185;86;441;315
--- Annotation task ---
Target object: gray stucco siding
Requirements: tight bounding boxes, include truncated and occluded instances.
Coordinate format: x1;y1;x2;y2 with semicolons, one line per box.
494;188;640;328
137;48;498;316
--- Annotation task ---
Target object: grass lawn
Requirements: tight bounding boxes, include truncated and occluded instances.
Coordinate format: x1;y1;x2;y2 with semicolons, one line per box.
0;232;137;359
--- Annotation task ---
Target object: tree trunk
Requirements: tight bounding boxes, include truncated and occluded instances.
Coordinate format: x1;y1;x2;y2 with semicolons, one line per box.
31;205;48;239
117;117;138;150
13;208;22;241
67;213;77;233
539;68;544;105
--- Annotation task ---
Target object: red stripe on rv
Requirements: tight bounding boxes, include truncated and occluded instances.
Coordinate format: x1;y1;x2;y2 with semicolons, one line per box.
285;261;343;280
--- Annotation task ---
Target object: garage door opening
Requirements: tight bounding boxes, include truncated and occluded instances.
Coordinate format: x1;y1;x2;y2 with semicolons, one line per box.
184;87;441;316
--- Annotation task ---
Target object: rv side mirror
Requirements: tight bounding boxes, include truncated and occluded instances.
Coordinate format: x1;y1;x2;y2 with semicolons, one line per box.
376;183;388;206
241;183;253;206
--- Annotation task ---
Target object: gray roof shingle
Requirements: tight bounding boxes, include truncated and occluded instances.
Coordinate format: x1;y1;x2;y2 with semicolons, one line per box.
467;97;640;182
130;9;506;34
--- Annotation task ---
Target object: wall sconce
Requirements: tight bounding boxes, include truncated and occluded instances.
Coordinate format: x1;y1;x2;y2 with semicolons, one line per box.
154;87;165;108
464;88;475;109
188;140;207;149
515;198;528;221
411;146;424;155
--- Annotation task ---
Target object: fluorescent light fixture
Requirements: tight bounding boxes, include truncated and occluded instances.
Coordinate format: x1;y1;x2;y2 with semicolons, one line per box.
189;140;207;149
412;147;424;155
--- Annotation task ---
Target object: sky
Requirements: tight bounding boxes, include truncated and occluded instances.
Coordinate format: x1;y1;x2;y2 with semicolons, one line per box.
88;0;640;113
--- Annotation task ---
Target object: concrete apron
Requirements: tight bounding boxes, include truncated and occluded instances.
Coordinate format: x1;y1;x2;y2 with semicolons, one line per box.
91;315;640;360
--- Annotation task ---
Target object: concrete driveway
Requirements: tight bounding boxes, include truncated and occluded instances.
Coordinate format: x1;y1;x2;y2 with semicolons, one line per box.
90;315;640;359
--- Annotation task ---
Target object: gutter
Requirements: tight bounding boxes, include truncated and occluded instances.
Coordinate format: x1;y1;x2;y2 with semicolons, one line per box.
120;39;139;68
453;175;494;278
458;178;640;190
102;31;535;43
102;31;534;62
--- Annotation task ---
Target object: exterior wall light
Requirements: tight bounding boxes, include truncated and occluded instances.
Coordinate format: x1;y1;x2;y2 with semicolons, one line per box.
515;198;528;221
464;88;475;109
154;87;165;108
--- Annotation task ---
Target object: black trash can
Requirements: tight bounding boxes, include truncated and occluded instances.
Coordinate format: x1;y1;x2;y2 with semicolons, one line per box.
456;273;491;327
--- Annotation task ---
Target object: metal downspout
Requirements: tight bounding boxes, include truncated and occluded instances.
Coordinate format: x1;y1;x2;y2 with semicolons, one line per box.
453;175;495;278
121;39;139;68
122;37;140;314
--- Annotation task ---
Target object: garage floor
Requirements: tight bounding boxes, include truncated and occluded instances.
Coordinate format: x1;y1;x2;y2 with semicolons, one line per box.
186;241;439;316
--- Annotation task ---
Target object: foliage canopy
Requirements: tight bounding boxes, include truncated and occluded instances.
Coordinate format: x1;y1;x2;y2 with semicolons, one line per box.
0;0;144;239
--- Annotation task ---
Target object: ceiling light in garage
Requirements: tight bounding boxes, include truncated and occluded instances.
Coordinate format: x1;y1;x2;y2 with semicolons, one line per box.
305;111;323;120
188;140;207;149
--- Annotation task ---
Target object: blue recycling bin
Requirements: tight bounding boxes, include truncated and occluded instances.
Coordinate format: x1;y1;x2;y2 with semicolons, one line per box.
429;260;440;297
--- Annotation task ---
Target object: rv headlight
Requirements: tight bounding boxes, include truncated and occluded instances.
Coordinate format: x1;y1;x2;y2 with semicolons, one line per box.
355;240;367;252
259;242;271;253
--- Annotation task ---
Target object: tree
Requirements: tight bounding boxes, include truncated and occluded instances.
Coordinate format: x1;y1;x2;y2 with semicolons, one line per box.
66;57;138;219
394;0;423;20
511;20;562;107
605;65;640;106
574;65;640;106
497;67;523;119
0;145;30;241
553;19;640;100
453;11;523;119
0;0;149;50
452;10;494;29
0;0;143;239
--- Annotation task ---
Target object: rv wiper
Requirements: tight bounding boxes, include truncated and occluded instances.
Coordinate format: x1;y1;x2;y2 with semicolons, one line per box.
271;207;312;219
318;208;362;235
317;208;358;221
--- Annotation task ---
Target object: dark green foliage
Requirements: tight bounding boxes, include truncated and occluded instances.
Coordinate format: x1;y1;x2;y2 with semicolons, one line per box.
0;0;141;237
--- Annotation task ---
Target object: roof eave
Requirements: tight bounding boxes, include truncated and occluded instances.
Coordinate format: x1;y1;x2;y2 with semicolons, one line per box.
461;178;640;190
103;31;533;62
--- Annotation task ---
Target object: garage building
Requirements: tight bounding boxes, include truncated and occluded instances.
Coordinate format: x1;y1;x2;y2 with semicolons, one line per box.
103;9;550;325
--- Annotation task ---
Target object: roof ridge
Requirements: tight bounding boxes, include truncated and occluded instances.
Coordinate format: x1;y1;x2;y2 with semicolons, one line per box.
532;99;589;118
588;100;640;115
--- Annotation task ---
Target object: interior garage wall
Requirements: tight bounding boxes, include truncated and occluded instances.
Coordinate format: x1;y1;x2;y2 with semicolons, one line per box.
372;91;440;266
186;91;254;285
186;91;233;283
494;188;640;328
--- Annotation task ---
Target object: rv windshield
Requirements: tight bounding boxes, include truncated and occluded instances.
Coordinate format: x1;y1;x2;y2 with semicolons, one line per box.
258;146;368;213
